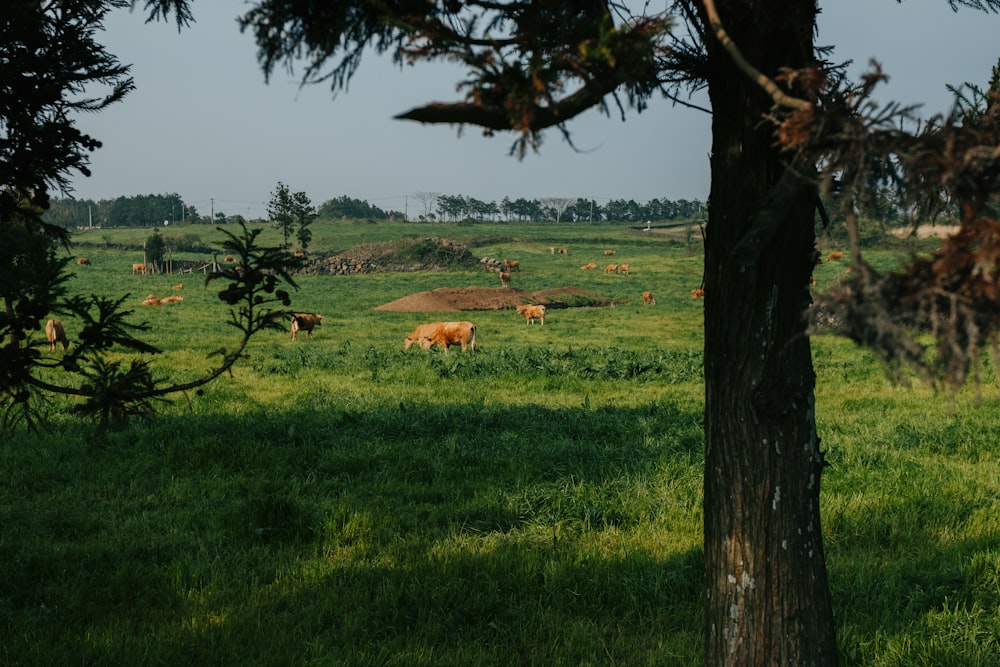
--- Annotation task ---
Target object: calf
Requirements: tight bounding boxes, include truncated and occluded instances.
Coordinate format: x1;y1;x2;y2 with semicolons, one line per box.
77;257;91;266
516;304;546;325
503;258;520;272
691;288;705;299
642;291;656;306
499;270;512;288
290;312;324;340
45;318;69;351
405;321;477;352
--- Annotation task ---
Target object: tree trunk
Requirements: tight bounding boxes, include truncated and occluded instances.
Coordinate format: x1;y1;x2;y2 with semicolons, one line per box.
701;0;838;664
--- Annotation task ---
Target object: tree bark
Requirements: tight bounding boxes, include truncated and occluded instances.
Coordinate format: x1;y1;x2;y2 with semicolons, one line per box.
701;0;838;664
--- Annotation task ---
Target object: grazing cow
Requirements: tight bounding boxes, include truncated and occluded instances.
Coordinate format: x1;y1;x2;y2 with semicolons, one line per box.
405;321;477;352
160;295;183;304
503;258;520;272
691;288;705;299
499;270;512;288
619;264;630;275
141;294;161;306
224;255;236;263
580;262;598;270
550;246;556;254
45;318;69;351
826;251;844;262
558;248;568;255
404;323;442;350
604;263;618;274
77;257;91;266
290;312;324;341
172;283;183;290
516;304;546;325
604;249;616;256
642;291;656;306
132;263;146;275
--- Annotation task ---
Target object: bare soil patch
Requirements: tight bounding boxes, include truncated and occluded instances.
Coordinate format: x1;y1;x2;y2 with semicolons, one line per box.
375;286;614;312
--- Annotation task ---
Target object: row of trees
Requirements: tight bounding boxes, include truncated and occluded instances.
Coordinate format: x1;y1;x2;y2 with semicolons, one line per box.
430;194;706;223
45;192;706;228
42;193;200;229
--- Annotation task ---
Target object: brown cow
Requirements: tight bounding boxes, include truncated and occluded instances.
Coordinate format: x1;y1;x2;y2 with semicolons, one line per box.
516;304;546;325
405;321;477;352
45;318;69;351
499;271;512;288
603;249;616;256
604;264;618;274
642;291;656;306
160;295;183;304
290;313;324;341
141;294;161;306
132;263;146;275
580;262;598;270
172;283;183;290
503;258;520;272
404;323;442;350
223;255;236;263
558;248;568;255
691;288;705;299
618;264;630;275
77;257;91;266
826;251;844;262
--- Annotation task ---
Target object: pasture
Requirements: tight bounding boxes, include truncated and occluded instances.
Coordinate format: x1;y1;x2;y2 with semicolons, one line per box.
2;220;999;666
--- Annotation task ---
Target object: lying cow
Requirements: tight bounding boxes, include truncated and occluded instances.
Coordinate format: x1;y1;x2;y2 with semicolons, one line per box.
405;321;477;352
516;304;546;325
290;312;324;340
45;318;69;351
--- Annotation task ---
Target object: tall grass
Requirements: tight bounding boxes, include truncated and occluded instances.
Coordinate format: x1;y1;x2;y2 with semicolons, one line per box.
2;221;998;665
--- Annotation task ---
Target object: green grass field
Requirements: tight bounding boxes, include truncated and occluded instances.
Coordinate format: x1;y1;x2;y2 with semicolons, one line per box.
2;220;998;666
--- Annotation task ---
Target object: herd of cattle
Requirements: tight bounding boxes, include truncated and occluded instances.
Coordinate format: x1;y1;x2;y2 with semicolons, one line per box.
51;246;848;355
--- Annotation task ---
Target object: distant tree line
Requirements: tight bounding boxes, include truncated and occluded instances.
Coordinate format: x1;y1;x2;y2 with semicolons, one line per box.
428;195;706;223
44;192;710;228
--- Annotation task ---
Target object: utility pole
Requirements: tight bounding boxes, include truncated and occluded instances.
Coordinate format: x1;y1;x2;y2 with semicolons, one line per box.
211;198;215;223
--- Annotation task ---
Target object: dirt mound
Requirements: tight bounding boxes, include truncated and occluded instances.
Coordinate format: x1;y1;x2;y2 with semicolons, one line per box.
303;237;496;275
375;286;613;312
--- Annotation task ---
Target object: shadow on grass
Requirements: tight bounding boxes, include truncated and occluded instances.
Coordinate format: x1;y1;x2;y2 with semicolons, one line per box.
1;400;706;665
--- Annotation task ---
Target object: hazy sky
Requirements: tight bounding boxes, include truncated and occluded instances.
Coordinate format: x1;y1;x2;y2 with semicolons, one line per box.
68;1;999;219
